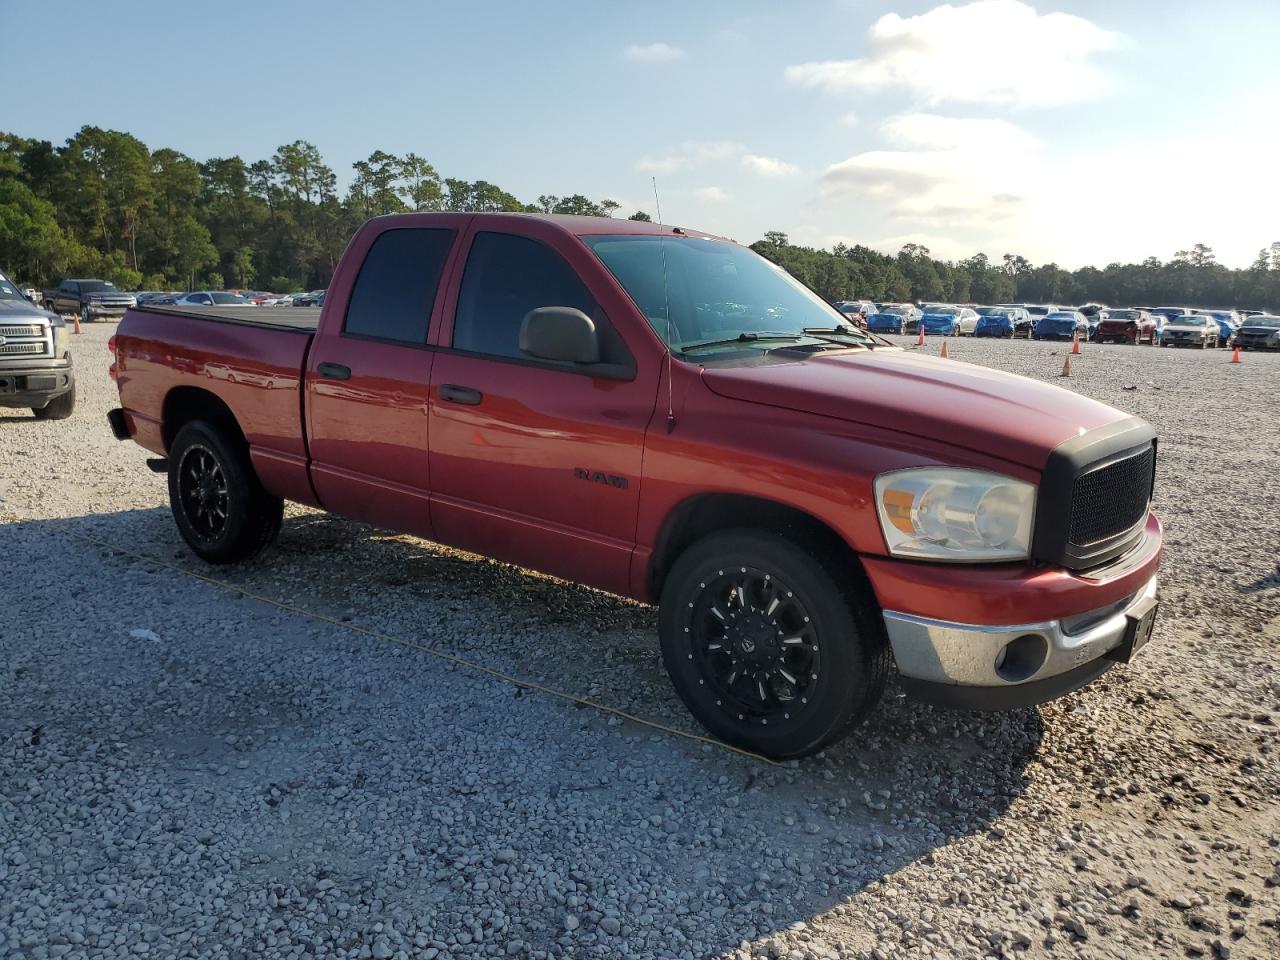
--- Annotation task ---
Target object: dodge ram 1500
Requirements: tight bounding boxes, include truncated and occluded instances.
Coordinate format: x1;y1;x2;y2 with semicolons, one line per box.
108;213;1162;758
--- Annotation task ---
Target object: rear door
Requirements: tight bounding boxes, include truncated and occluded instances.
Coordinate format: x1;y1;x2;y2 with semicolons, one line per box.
305;220;465;538
426;222;658;596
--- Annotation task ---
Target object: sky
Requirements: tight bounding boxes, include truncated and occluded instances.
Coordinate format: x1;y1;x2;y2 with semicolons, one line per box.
6;0;1279;268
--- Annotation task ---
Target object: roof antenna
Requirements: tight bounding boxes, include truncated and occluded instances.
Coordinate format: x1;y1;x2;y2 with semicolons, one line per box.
653;176;675;432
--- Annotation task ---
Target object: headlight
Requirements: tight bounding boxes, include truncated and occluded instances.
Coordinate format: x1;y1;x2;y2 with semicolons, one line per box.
874;468;1036;562
52;323;69;356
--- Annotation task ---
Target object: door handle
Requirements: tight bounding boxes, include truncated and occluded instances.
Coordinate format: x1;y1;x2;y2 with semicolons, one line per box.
439;384;483;405
316;362;351;381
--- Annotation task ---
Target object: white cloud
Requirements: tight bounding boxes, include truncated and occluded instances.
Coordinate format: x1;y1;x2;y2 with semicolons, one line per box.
634;141;800;179
838;111;859;127
740;154;799;177
622;42;685;62
821;113;1038;228
694;186;730;202
637;140;745;174
785;0;1121;108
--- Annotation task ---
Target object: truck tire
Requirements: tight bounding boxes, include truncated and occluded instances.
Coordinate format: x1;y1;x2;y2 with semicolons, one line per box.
658;529;889;759
31;383;76;420
167;420;283;564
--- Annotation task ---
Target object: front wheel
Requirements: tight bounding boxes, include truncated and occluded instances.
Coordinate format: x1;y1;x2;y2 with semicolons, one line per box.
168;420;283;564
31;383;76;420
658;530;889;759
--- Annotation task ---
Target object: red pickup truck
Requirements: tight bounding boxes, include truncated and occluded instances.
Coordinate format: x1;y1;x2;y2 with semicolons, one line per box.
108;213;1161;759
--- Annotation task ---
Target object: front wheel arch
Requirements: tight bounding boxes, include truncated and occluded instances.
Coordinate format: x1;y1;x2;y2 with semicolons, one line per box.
648;493;869;603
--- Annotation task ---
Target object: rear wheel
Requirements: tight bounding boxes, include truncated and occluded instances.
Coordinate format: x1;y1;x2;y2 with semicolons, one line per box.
658;530;889;759
168;420;283;564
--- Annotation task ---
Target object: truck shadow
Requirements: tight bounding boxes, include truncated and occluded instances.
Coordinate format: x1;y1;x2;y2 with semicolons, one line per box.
22;505;1045;956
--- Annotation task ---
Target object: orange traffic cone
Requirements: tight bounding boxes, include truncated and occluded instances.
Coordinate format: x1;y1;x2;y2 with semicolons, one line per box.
1060;355;1071;377
1230;345;1241;364
939;340;950;359
1071;331;1081;355
916;326;926;346
72;313;81;335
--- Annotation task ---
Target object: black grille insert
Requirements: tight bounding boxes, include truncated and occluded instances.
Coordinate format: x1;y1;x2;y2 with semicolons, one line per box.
1068;446;1154;548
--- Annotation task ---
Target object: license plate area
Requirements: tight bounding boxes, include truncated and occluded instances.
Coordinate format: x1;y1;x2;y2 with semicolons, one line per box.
1107;596;1158;663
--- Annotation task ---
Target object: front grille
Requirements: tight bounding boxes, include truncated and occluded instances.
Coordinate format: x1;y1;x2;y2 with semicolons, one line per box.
0;341;46;356
1068;446;1155;548
0;324;43;337
1032;420;1157;572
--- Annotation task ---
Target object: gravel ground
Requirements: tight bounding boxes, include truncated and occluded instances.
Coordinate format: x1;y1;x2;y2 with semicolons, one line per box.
1;323;1277;960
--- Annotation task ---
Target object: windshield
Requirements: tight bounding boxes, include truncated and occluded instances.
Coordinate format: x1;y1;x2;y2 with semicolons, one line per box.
210;292;246;304
977;308;1012;317
923;307;960;316
585;236;871;353
1170;316;1205;325
1246;316;1280;327
0;270;24;302
1108;310;1138;319
1045;312;1077;320
80;281;117;294
1027;306;1050;316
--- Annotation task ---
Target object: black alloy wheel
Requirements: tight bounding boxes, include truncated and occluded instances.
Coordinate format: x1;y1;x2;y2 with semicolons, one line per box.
178;444;230;541
167;420;283;564
659;530;888;759
686;565;820;725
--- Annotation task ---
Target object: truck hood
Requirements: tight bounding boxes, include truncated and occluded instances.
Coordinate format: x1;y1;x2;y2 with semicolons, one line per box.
0;298;54;323
699;349;1129;469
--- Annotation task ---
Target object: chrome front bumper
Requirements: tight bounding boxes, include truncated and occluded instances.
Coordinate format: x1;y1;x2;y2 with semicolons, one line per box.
883;574;1158;693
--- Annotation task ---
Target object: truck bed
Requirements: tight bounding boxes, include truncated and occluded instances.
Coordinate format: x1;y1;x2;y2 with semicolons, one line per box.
134;303;321;331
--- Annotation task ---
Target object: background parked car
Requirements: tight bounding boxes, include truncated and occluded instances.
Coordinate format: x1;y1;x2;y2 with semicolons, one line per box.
864;304;921;333
291;289;326;307
865;310;906;334
919;305;978;336
1149;306;1192;326
973;306;1022;338
171;291;254;306
1194;309;1241;347
1235;314;1280;350
1158;313;1217;348
43;278;136;321
1088;309;1114;340
1095;309;1156;344
1032;310;1088;341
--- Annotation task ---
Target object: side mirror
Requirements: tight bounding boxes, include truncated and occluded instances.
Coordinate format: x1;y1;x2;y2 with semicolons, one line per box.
519;307;600;364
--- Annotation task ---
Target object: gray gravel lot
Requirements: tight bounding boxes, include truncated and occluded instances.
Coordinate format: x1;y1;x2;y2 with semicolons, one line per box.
2;324;1278;959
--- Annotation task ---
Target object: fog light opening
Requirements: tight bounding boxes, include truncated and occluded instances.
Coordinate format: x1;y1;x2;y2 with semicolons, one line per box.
995;633;1049;683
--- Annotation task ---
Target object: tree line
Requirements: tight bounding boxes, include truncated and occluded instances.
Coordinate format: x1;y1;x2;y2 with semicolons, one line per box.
1;125;1277;309
750;235;1280;312
0;126;645;292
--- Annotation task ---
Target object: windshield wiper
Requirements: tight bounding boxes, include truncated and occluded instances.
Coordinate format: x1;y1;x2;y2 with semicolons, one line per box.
800;326;874;348
679;331;806;352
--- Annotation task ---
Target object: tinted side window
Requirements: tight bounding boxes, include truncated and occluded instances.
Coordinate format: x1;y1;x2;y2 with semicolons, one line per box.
343;228;455;344
452;232;596;359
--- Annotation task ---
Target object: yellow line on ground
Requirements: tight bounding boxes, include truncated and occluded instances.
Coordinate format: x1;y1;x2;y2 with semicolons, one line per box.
68;529;778;767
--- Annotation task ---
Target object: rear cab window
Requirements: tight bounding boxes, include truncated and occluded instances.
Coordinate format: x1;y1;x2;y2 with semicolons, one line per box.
343;228;456;345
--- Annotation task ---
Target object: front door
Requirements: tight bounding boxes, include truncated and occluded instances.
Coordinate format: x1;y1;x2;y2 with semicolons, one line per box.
305;224;460;538
427;226;657;596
